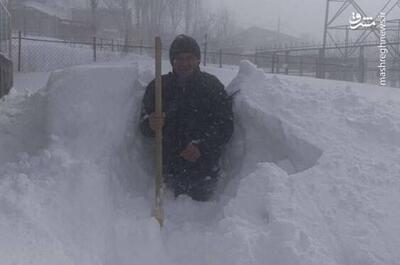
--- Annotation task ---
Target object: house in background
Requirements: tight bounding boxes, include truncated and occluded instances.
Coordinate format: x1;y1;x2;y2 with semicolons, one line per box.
11;1;132;42
206;26;306;66
12;1;91;41
12;1;68;38
209;26;305;54
71;7;133;40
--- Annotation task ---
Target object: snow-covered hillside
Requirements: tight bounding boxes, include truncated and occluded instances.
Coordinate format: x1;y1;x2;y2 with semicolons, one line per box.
0;59;399;265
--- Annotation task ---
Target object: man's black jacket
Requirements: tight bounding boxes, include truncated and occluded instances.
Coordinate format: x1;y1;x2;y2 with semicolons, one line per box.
139;70;234;172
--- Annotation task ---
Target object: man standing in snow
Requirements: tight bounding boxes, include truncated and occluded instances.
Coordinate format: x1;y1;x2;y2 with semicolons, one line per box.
140;34;233;201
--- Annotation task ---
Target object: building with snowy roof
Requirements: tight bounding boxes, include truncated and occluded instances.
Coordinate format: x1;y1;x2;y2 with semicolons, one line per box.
11;0;91;41
11;1;132;42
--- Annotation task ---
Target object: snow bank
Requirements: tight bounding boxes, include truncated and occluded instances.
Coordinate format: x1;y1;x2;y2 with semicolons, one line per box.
0;62;145;265
222;61;322;177
0;58;399;265
223;61;400;265
0;84;48;165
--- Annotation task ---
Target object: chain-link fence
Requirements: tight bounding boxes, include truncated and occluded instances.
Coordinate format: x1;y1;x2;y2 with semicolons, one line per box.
11;32;400;87
199;41;400;87
254;41;400;87
12;33;170;72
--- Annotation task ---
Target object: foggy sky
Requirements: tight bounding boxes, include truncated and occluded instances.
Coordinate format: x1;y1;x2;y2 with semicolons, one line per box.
208;0;400;42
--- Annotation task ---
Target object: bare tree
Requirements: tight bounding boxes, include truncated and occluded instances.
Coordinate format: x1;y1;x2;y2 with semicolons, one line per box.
132;0;170;43
205;7;237;40
103;0;133;42
133;0;143;38
165;0;184;34
102;0;232;45
184;0;192;34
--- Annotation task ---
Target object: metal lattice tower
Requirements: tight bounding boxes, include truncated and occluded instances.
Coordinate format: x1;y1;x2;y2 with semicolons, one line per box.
321;0;400;77
323;0;400;47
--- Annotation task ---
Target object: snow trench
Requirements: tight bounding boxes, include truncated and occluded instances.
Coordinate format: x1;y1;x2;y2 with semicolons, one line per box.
0;60;327;265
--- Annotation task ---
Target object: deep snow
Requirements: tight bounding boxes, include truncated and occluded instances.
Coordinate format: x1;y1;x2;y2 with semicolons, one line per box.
0;58;399;265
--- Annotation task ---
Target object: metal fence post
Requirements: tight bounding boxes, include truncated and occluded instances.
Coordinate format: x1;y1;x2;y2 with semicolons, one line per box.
18;31;22;72
271;52;276;73
318;48;325;78
299;56;304;76
93;36;97;62
203;34;208;67
219;49;222;68
359;45;365;83
123;34;128;53
284;50;289;75
276;54;280;74
254;48;257;66
111;39;114;52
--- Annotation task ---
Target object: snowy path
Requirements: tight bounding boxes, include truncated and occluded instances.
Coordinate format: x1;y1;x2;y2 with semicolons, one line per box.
0;59;399;265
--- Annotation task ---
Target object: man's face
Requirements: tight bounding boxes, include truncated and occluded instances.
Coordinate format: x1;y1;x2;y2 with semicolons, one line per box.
172;53;200;79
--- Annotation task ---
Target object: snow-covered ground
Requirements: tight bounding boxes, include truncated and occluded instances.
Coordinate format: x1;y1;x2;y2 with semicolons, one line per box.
0;57;399;265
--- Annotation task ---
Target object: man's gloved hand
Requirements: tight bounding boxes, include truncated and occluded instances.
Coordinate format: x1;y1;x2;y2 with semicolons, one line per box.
149;112;165;132
180;143;201;162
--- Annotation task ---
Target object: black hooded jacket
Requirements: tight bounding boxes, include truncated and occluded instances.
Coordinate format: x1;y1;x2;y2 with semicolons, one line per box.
139;69;233;172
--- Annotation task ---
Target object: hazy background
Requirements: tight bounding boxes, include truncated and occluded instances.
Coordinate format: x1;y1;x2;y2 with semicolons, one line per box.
206;0;400;41
6;0;400;46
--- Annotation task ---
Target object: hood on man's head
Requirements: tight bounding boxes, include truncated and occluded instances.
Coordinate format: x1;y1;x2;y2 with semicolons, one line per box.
169;34;201;65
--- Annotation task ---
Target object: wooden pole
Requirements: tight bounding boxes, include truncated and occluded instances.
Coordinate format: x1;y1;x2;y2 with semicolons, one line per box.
154;36;164;228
